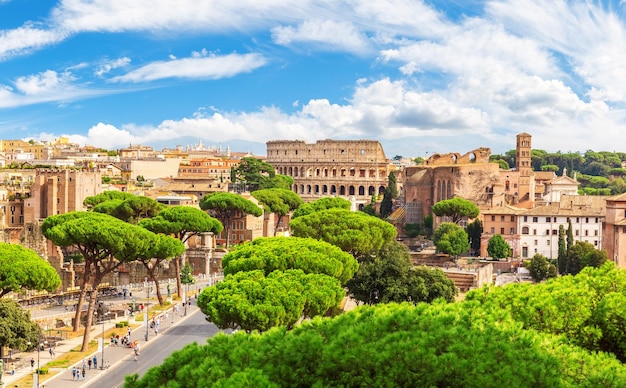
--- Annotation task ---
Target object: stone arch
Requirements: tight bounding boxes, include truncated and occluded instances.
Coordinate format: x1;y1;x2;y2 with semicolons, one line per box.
359;186;365;196
323;185;328;195
349;186;355;195
340;186;346;195
378;185;385;195
368;186;375;195
314;185;320;194
447;181;451;199
331;185;337;195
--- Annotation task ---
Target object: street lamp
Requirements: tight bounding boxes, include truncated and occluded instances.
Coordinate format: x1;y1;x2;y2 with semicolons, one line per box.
94;310;109;370
144;285;151;341
369;289;379;305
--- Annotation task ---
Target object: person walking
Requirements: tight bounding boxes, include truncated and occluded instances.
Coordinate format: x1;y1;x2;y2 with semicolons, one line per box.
30;358;35;370
87;358;92;369
93;355;97;369
71;366;77;381
10;363;15;376
133;345;139;361
81;367;86;381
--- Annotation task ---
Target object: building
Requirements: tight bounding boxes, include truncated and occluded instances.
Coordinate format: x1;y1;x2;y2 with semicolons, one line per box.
402;147;504;226
266;139;392;208
481;195;606;260
602;193;626;268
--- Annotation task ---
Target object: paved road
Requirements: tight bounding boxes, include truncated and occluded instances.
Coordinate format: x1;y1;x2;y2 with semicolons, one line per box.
86;309;222;388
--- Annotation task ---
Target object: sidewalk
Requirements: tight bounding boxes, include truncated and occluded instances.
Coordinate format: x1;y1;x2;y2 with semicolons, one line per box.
3;301;197;388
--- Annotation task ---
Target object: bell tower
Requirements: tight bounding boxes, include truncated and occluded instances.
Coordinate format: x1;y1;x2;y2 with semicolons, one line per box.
516;133;532;204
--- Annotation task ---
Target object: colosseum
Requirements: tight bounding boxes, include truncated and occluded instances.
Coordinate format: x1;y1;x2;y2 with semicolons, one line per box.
266;139;393;208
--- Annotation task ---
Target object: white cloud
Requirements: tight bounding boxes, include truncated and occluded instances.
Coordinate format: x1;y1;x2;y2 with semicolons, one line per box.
272;19;371;54
0;25;66;60
110;53;267;83
95;57;131;77
14;70;75;95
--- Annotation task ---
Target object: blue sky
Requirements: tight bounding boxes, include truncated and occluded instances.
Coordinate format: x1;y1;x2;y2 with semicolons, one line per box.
2;1;626;158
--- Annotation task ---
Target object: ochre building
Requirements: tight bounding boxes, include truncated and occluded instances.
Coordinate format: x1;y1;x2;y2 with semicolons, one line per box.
266;140;392;208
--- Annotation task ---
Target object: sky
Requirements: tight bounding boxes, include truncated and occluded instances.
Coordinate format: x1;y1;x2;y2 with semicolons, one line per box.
2;1;626;159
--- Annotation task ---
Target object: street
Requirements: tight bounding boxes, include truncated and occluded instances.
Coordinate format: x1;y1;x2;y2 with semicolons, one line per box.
86;308;223;387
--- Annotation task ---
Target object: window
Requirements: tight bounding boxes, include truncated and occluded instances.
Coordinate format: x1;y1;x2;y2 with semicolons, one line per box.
586;217;589;223
533;229;537;235
511;216;515;222
553;217;557;222
534;240;538;245
546;240;550;246
576;217;580;223
532;217;538;222
594;240;598;246
546;229;550;235
585;230;589;236
510;228;515;234
595;218;599;223
594;230;598;236
524;216;528;222
575;230;579;236
552;229;557;235
546;217;551;222
500;228;505;234
491;216;495;221
522;226;529;235
490;227;495;233
500;215;505;222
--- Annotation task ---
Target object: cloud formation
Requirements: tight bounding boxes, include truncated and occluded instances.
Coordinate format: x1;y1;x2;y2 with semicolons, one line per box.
2;0;626;157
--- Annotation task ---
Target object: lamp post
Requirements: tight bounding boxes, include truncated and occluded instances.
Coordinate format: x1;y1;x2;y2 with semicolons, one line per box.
144;285;150;341
95;310;109;370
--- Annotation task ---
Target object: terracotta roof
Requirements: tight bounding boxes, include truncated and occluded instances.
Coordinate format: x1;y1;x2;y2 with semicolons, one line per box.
387;206;406;222
482;205;526;215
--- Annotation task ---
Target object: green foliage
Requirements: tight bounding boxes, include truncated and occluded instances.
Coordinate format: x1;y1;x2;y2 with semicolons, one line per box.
126;299;626;387
0;298;40;354
540;164;559;172
222;237;357;284
487;234;511;259
402;223;420;238
387;172;398;199
197;269;343;332
379;189;393;218
91;195;165;224
433;222;469;257
0;243;61;297
199;192;263;247
83;191;134;209
564;241;608;275
139;206;223;243
232;157;292;190
466;263;626;362
422;214;433;236
180;263;195;285
251;188;303;236
431;197;479;224
292;197;351;219
290;208;397;259
526;254;550;282
413;156;424;165
465;219;483;252
346;241;456;304
557;225;566;274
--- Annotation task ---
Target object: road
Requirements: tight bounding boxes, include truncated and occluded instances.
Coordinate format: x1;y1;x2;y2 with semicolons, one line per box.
86;308;223;387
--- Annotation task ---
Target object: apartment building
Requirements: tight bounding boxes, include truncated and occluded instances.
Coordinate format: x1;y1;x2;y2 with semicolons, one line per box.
481;195;606;260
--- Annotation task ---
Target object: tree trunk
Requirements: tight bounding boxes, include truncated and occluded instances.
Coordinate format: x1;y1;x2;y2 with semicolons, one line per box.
72;288;87;332
154;279;164;305
175;255;183;298
80;289;98;352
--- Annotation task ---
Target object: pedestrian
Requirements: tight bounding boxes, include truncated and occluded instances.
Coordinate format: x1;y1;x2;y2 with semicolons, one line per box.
82;359;87;370
127;326;131;336
71;366;76;381
133;346;139;361
10;363;14;375
93;355;97;369
49;347;54;358
154;326;158;336
88;358;92;369
82;367;86;380
30;357;35;369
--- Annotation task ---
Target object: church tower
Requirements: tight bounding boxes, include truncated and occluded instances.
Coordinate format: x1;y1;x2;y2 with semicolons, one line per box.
516;133;533;204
